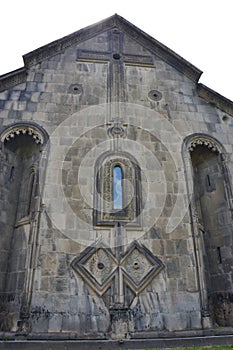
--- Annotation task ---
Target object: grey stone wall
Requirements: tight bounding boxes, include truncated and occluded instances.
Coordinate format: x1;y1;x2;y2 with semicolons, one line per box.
192;145;233;325
0;22;232;337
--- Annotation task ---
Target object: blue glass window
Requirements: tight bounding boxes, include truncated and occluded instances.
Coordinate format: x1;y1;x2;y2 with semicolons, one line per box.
113;166;123;209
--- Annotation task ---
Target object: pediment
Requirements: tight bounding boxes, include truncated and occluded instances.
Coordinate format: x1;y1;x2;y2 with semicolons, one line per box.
0;14;233;117
22;14;202;82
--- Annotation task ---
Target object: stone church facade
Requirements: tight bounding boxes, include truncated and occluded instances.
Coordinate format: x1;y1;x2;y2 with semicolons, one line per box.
0;14;232;339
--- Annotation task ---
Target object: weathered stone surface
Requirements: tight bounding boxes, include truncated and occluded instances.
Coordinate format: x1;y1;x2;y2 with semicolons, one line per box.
0;14;233;339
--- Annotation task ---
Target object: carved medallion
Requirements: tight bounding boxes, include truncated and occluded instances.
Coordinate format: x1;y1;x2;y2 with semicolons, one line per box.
71;246;118;296
121;242;164;294
148;89;162;101
107;122;127;138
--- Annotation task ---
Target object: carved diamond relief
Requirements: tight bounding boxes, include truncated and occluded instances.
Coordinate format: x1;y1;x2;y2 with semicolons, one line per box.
84;248;117;286
121;242;164;294
71;241;164;303
71;246;118;296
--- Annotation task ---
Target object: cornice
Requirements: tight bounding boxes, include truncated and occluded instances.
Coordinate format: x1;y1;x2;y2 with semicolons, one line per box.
1;13;232;113
22;14;202;82
0;67;27;92
23;15;118;68
197;83;233;117
113;15;202;82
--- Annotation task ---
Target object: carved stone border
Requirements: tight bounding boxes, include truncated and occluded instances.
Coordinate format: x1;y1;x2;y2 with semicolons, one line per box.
0;122;48;145
187;135;220;153
94;152;142;227
102;157;135;222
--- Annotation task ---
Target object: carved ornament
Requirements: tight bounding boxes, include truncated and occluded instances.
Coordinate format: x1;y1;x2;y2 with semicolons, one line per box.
188;136;220;153
107;122;127;138
71;246;118;296
71;241;164;298
1;126;44;144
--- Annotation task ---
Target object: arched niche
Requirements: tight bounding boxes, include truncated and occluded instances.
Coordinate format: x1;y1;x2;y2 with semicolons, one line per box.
0;122;49;224
0;122;49;332
184;134;233;327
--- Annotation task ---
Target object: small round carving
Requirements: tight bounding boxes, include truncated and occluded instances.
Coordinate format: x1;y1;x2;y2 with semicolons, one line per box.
97;262;105;270
112;126;122;135
133;261;140;270
108;124;126;138
113;53;121;60
148;90;162;101
68;84;83;95
222;115;228;122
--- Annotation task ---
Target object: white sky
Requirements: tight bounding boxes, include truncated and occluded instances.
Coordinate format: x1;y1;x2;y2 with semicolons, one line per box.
0;0;232;101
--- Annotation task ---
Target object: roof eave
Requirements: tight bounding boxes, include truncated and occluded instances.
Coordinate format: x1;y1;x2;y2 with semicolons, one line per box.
197;83;233;117
114;14;202;82
23;14;202;82
23;14;118;68
0;67;27;92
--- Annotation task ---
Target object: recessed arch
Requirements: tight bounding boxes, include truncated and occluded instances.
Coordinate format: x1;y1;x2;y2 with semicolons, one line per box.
0;121;49;329
183;133;233;326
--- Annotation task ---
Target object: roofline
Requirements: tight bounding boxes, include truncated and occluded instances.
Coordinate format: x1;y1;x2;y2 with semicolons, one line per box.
23;14;118;68
0;67;27;92
0;13;232;117
114;15;203;82
197;83;233;117
22;14;202;82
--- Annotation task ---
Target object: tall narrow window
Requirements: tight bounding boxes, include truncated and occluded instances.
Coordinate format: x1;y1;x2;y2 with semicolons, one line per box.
94;152;142;226
113;166;123;209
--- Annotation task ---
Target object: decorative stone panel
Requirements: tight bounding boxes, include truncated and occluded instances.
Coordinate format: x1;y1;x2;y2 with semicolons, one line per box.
71;241;164;303
71;246;118;296
121;242;164;294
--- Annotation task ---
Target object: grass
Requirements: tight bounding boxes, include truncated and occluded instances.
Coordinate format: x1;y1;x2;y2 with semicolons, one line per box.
145;347;233;350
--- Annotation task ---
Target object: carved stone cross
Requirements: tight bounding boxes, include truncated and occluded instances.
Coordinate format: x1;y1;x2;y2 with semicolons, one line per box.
77;29;154;120
74;30;159;309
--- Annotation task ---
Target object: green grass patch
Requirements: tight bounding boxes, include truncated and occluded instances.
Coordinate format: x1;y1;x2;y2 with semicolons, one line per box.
145;346;233;350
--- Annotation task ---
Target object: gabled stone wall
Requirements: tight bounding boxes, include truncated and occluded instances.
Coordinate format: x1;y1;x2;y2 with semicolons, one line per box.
0;16;232;337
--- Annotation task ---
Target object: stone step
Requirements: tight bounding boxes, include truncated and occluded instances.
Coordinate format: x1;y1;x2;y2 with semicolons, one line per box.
0;335;233;350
